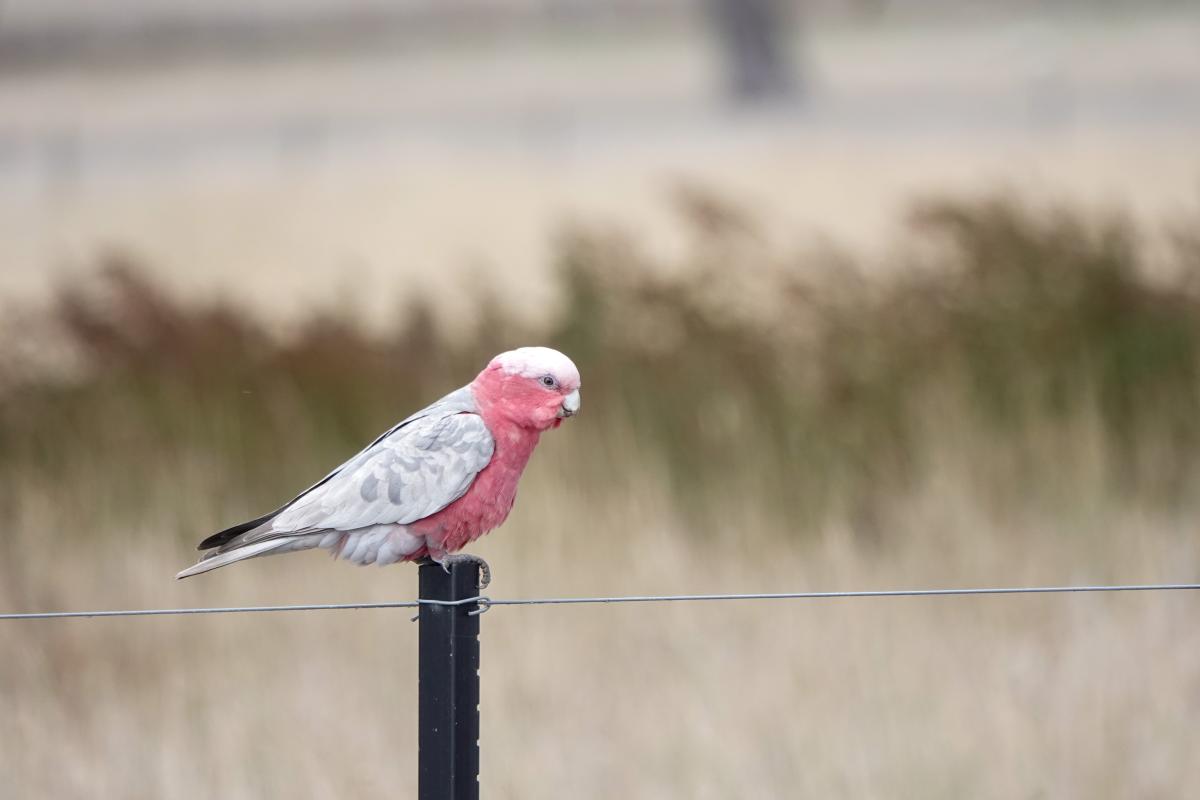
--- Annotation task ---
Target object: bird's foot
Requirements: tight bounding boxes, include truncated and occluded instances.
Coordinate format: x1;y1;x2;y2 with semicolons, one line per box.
433;553;492;590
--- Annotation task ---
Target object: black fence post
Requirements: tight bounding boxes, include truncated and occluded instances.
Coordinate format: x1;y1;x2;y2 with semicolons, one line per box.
418;562;481;800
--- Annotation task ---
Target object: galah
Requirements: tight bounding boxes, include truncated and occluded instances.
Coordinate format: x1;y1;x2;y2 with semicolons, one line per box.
176;347;580;586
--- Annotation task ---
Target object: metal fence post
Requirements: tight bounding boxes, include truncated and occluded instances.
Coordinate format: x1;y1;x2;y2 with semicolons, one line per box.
418;561;481;800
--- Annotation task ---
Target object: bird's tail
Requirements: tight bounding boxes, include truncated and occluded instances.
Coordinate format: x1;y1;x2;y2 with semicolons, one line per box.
175;539;288;579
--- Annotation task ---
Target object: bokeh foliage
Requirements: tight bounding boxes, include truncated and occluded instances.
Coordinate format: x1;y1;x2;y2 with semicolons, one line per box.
2;193;1198;542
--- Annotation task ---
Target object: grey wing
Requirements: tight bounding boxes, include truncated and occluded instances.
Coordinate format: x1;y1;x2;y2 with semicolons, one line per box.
268;412;495;534
282;385;479;508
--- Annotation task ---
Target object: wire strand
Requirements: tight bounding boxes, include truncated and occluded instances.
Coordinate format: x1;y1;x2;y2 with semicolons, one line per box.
483;583;1200;606
0;600;418;620
1;583;1198;621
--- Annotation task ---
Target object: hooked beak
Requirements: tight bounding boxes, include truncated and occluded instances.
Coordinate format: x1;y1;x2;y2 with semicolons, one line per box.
558;388;581;418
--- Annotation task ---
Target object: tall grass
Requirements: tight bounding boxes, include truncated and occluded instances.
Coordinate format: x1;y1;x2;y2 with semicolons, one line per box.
2;194;1199;797
3;193;1197;540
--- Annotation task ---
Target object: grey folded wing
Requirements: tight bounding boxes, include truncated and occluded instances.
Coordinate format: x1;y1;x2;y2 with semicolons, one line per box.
207;411;495;555
273;412;495;533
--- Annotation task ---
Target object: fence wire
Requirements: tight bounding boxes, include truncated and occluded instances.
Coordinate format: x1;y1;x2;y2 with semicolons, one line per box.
2;582;1199;621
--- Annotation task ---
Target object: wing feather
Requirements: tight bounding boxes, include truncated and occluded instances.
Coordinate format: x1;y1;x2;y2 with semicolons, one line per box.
269;412;494;534
198;386;483;553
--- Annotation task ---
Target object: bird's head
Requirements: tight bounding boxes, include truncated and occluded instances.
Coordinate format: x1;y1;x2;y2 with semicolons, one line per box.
471;347;581;431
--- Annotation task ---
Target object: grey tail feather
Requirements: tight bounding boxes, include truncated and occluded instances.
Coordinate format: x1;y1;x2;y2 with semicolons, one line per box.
176;539;288;579
198;511;280;550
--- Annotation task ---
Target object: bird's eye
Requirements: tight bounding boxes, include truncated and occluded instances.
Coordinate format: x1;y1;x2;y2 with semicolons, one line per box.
540;375;556;388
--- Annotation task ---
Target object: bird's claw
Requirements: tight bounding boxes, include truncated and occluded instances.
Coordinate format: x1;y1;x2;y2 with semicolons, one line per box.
435;553;492;590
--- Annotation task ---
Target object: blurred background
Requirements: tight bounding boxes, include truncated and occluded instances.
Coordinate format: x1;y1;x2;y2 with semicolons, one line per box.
2;1;1200;797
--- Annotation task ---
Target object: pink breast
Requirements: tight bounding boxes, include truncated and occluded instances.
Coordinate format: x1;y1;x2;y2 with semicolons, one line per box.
406;422;541;557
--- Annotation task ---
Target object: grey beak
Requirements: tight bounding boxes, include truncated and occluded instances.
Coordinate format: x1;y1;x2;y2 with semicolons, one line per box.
558;388;581;418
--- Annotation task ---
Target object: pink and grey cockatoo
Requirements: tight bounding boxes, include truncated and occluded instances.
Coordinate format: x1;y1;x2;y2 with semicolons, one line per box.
176;347;580;586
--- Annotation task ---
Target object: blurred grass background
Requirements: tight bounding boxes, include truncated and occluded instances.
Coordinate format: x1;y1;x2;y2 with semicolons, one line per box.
5;191;1200;531
2;1;1200;797
3;192;1200;798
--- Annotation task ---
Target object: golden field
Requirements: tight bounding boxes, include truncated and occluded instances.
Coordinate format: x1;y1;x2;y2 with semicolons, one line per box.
2;193;1200;797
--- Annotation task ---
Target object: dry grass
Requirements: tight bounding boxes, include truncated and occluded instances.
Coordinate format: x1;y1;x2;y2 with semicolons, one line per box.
2;194;1200;796
2;444;1199;798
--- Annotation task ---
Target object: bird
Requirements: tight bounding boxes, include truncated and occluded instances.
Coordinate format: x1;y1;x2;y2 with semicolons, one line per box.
176;346;580;587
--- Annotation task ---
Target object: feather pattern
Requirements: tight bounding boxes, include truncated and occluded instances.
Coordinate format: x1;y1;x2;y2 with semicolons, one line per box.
193;387;492;557
272;412;494;532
